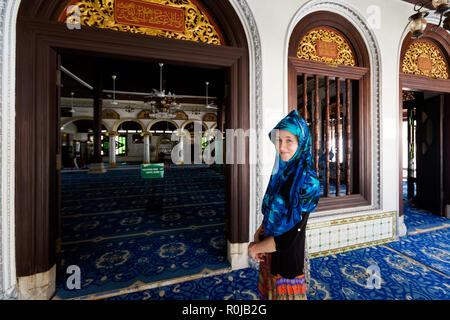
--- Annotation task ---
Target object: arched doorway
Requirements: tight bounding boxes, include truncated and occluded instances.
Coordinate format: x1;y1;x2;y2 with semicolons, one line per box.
15;0;250;299
149;121;178;162
61;119;109;168
399;24;450;222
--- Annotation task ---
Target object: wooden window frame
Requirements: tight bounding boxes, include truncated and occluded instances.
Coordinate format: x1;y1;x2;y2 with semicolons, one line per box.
288;12;372;213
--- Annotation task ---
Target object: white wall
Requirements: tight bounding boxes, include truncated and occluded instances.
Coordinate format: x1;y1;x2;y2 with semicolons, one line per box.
245;0;417;228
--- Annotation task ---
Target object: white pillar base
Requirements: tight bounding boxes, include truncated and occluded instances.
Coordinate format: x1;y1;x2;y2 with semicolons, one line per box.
88;162;106;174
227;241;249;270
17;265;56;300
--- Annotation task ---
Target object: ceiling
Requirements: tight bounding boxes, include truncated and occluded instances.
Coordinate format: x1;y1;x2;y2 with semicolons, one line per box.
60;50;226;113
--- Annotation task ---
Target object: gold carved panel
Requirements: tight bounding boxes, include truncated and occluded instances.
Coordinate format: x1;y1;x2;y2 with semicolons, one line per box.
402;41;449;80
102;109;120;119
297;28;356;67
173;110;188;120
61;0;223;45
202;113;217;122
137;109;154;119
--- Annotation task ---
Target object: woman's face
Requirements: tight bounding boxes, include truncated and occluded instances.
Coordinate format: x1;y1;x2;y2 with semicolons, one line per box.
275;129;299;162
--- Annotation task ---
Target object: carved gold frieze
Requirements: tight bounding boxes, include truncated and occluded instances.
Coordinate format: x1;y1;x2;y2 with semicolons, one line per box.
402;41;449;80
173;110;188;120
102;109;120;119
137;109;154;119
297;28;356;67
61;0;223;45
202;113;217;122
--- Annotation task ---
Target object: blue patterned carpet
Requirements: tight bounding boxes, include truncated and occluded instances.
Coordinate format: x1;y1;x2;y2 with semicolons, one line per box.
107;229;450;300
402;180;450;234
385;228;450;277
56;169;449;300
55;165;229;300
103;180;450;301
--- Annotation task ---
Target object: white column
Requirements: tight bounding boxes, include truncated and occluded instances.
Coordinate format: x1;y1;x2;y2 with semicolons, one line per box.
107;133;117;167
143;133;151;164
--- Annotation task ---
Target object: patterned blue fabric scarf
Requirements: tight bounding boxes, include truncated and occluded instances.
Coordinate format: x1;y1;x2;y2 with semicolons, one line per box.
262;110;320;237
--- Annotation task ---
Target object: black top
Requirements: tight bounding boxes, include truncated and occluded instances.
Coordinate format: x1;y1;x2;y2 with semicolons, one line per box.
270;212;310;279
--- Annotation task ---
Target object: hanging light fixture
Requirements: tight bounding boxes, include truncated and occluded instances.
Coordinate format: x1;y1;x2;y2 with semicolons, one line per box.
111;75;118;105
432;0;450;28
408;1;449;39
205;81;218;110
409;3;429;39
144;62;181;119
70;91;76;113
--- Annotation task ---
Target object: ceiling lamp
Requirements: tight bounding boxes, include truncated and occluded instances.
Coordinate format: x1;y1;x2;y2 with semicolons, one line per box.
144;63;181;119
111;75;118;105
408;1;449;39
70;91;76;113
205;81;218;110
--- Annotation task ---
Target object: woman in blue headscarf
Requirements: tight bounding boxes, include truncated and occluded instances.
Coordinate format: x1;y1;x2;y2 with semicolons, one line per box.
248;109;320;300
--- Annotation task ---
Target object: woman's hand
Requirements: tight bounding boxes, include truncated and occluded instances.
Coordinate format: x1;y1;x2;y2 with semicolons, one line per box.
248;242;264;261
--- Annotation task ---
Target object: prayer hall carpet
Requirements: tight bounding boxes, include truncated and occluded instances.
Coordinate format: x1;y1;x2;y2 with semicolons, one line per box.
54;165;229;300
107;229;450;300
402;180;450;234
105;182;450;300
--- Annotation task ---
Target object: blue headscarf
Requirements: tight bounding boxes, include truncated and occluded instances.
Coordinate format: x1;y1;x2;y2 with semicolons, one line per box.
261;110;320;237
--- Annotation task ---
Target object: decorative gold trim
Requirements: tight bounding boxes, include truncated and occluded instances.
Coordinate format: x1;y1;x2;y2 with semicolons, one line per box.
62;0;223;46
308;212;397;259
297;27;356;67
309;237;396;259
112;118;146;131
402;41;449;80
102;109;120;119
202;113;217;122
146;118;180;132
307;211;395;230
181;119;206;131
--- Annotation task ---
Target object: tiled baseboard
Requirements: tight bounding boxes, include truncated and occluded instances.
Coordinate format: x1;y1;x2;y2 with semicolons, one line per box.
307;212;396;259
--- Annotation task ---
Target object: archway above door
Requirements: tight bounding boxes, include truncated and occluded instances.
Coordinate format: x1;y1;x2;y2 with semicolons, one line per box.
59;0;225;45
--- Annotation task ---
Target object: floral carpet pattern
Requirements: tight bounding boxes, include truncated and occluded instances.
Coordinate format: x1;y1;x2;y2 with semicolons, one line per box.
107;240;450;300
105;180;450;300
56;169;450;300
54;165;229;300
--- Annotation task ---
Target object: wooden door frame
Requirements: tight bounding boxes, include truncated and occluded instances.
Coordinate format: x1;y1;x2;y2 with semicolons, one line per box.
398;25;450;218
15;8;249;277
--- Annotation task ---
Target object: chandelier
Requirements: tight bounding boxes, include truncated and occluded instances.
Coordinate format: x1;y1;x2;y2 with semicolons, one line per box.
144;63;181;118
409;0;449;39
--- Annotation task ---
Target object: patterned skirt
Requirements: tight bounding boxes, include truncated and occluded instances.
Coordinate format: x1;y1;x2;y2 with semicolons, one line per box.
258;253;307;300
